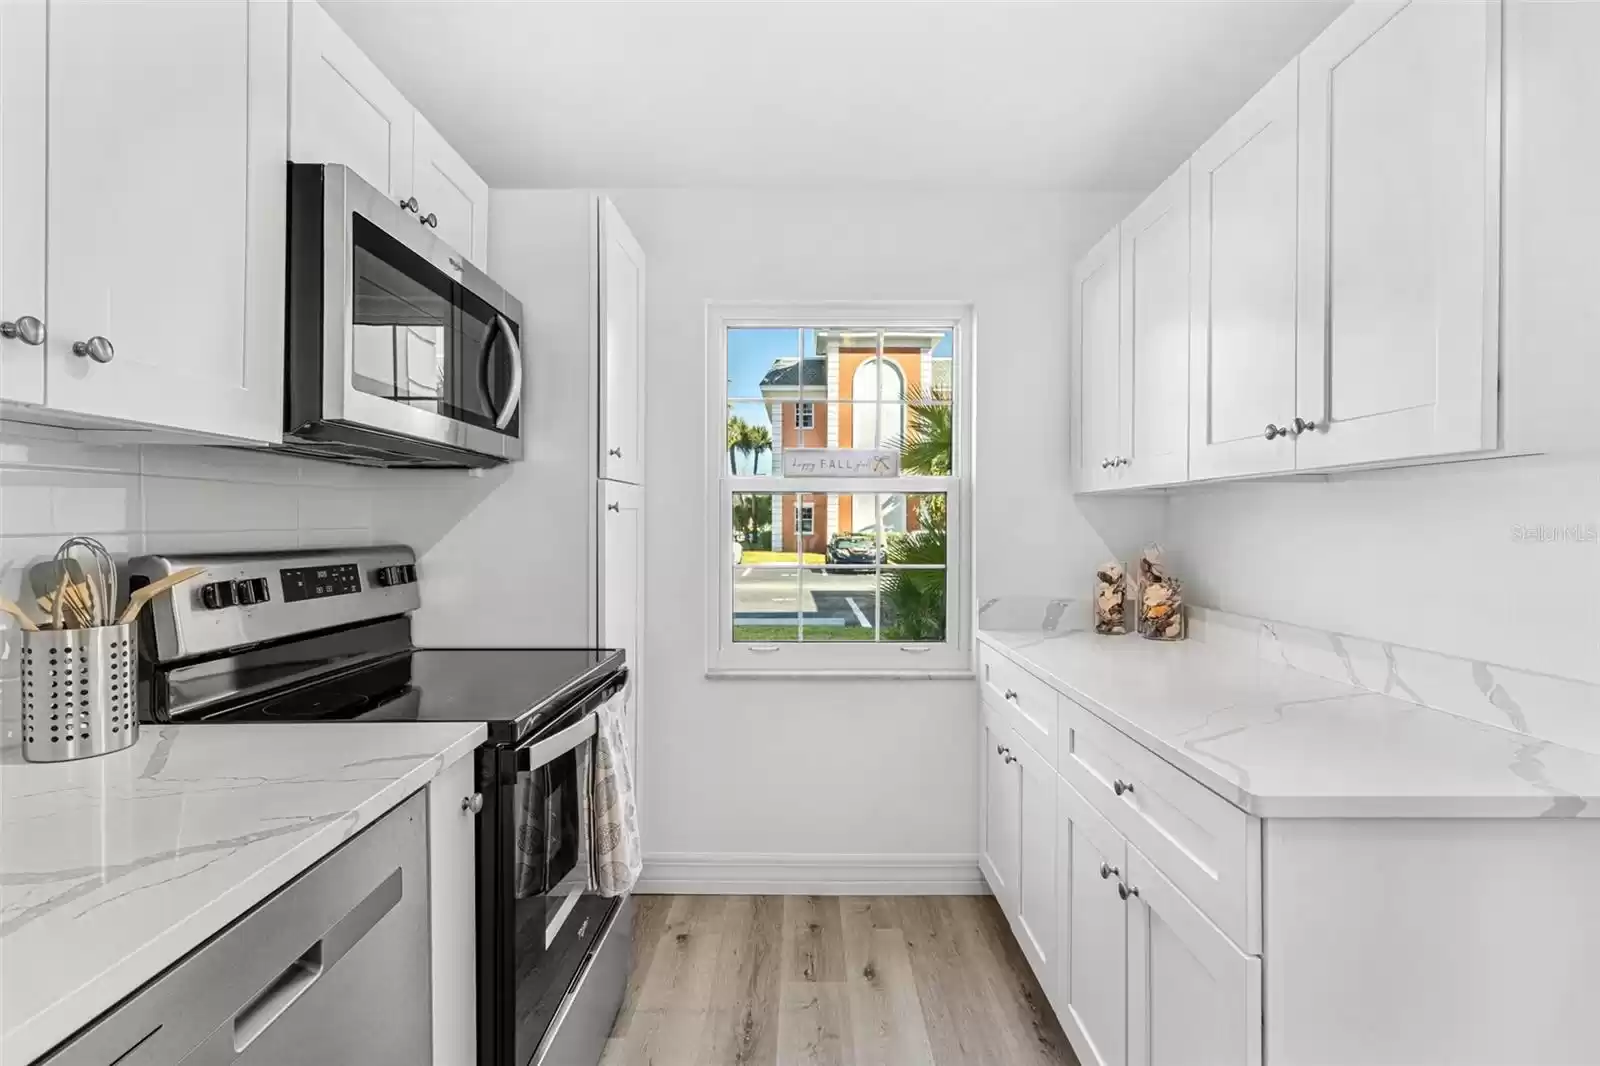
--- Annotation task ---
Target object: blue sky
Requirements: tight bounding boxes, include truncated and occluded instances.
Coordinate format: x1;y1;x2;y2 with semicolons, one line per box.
725;327;952;474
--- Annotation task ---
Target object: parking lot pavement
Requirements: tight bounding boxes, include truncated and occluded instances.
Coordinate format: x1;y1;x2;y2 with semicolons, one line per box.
734;567;880;627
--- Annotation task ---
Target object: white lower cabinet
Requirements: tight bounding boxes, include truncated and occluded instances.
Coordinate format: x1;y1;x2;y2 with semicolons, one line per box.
1056;778;1129;1066
1125;846;1262;1066
980;662;1262;1066
978;702;1020;915
428;754;479;1066
1010;730;1057;984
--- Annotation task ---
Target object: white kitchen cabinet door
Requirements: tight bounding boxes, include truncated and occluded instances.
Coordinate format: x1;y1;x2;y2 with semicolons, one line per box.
290;0;414;201
599;198;647;485
1057;778;1128;1066
1126;845;1262;1066
413;112;490;268
428;754;478;1066
1071;226;1122;491
1294;0;1501;470
0;0;46;407
602;480;645;797
1010;732;1057;988
44;0;285;443
1118;163;1191;488
1189;63;1300;480
979;702;1021;914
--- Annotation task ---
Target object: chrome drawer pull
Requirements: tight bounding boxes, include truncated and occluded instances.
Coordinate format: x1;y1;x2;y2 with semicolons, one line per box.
1113;779;1134;797
1099;862;1120;880
1003;688;1018;701
1118;882;1141;902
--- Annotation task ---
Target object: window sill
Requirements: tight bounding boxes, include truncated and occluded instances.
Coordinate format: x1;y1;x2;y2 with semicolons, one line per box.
705;669;977;681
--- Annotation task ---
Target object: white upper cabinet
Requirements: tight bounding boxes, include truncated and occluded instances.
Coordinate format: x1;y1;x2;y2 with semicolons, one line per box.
1118;163;1191;488
290;1;489;266
289;0;413;200
1294;0;1501;469
0;0;46;406
599;198;647;485
42;0;286;443
413;113;490;268
1072;227;1122;489
1188;63;1300;480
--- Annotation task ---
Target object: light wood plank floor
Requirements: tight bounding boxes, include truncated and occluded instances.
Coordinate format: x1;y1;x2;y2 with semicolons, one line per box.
600;894;1078;1066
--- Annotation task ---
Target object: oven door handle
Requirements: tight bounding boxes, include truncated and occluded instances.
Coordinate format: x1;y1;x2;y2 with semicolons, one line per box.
520;711;596;771
477;313;523;431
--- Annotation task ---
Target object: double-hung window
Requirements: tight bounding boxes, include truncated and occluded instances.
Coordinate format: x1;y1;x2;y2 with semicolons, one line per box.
709;303;972;675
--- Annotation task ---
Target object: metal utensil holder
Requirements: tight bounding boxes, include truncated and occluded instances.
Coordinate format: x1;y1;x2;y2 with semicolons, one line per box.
20;623;139;763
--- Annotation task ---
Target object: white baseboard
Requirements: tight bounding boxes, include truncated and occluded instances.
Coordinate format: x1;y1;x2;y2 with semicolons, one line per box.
635;852;987;895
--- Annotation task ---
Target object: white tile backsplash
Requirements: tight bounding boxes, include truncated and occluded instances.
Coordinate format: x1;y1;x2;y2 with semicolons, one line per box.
0;420;448;684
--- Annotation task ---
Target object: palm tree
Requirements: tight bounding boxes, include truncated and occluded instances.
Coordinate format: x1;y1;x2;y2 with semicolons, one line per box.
746;423;772;475
880;386;952;640
726;415;751;474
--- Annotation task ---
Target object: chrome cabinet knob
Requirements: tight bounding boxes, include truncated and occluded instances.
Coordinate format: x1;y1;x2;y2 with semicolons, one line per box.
72;336;114;364
1264;423;1288;440
609;447;623;458
1294;417;1319;435
1099;862;1120;880
1115;457;1130;467
1113;778;1134;796
461;792;484;815
1003;688;1018;701
1100;458;1112;469
1118;882;1140;901
1003;753;1018;764
607;501;621;513
399;196;419;213
995;744;1010;756
421;212;438;228
0;316;44;345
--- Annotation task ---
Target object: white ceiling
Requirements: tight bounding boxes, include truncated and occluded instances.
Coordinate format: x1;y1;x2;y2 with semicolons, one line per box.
323;0;1348;191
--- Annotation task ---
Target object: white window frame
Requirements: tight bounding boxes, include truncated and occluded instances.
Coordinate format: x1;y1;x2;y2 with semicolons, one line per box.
707;302;974;678
795;402;816;430
796;502;815;535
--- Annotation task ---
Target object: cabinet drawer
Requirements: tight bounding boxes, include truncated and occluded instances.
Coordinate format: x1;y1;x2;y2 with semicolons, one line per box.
1059;697;1261;952
979;642;1059;769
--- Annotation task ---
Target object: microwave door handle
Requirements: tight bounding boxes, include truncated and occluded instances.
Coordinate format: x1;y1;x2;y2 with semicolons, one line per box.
492;313;522;430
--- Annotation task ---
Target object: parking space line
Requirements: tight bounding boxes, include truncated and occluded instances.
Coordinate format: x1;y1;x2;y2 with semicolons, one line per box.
845;597;871;627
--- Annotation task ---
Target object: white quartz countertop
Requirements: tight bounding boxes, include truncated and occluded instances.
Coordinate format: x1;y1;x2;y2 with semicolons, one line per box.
980;627;1600;819
0;721;485;1065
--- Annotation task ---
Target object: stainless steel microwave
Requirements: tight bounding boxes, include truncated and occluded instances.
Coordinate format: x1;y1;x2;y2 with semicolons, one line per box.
284;163;524;468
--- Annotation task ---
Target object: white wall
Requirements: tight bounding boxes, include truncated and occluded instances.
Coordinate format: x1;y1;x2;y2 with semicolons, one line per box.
1163;1;1600;685
602;187;1160;879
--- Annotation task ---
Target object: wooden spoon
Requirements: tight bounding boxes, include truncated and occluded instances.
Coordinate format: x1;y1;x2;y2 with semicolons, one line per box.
0;597;40;632
118;567;207;625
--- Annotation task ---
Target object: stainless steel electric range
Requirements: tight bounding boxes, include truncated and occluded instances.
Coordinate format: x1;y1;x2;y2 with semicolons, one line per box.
127;545;630;1066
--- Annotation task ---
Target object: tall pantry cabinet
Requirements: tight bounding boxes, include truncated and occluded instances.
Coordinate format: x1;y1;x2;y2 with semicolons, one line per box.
597;198;649;807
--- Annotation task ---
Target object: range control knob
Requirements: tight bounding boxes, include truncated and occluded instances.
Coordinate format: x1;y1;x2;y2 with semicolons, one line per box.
376;564;418;587
200;581;238;610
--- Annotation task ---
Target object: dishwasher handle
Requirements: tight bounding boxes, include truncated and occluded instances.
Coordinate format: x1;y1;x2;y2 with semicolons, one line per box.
232;944;324;1051
230;866;405;1053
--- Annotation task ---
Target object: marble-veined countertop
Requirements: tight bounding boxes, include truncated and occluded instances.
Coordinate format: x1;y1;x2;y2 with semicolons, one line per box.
0;721;485;1065
981;626;1600;819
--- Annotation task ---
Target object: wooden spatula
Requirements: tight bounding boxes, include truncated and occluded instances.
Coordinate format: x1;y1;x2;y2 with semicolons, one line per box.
118;567;207;625
0;597;40;632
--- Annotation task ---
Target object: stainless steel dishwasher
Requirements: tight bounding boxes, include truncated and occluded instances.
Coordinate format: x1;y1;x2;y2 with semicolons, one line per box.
40;789;432;1066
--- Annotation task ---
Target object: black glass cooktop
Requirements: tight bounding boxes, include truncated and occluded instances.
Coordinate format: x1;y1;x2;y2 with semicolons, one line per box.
176;645;624;745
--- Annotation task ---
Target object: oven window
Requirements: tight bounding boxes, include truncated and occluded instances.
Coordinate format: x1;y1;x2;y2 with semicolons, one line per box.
349;215;520;436
511;736;592;1065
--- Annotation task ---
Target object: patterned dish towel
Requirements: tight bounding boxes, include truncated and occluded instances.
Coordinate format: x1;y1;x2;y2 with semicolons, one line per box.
588;697;641;896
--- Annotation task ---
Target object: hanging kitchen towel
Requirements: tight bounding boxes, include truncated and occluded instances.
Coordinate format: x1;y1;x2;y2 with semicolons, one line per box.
588;696;641;896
